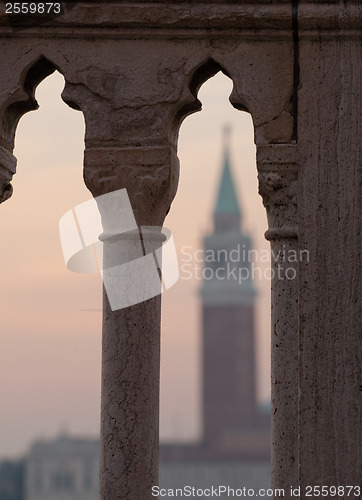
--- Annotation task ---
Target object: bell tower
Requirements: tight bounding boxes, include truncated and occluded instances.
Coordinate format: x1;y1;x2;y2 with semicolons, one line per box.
201;126;258;448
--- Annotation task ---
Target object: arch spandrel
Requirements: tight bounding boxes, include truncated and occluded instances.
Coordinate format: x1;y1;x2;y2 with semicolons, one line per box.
219;46;294;145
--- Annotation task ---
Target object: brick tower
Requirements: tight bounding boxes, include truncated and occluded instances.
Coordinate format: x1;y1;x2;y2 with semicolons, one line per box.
201;126;258;449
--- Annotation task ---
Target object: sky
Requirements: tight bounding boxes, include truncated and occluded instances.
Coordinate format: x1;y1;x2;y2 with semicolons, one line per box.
0;70;271;459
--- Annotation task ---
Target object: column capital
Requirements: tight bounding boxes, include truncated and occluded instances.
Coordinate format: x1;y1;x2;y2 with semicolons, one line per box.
257;143;298;241
84;145;179;227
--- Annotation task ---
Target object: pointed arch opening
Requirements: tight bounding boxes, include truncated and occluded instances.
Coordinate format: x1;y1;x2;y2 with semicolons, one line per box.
160;69;271;487
2;57;60;150
171;58;251;145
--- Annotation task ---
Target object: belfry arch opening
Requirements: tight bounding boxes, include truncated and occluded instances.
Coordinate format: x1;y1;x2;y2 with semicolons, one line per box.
160;70;271;484
0;70;102;461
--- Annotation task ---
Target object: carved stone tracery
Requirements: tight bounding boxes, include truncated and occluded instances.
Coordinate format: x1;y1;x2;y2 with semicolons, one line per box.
83;146;180;227
257;144;298;241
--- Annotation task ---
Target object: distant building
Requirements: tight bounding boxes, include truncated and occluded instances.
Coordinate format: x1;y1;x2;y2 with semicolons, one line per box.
24;434;99;500
0;460;24;500
160;127;269;462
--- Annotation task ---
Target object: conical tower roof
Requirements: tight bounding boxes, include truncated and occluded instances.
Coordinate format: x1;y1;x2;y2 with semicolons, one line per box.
214;125;241;216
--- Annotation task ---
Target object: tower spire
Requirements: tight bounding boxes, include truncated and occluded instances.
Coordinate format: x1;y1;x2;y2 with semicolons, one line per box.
222;123;232;153
214;125;241;232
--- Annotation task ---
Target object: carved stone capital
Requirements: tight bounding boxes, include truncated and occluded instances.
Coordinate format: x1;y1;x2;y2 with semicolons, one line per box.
0;146;16;204
84;145;179;227
257;144;297;241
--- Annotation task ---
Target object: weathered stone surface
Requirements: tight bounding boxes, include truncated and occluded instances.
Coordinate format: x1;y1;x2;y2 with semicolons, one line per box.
0;2;361;499
84;147;179;227
100;292;162;500
83;141;178;498
298;25;362;488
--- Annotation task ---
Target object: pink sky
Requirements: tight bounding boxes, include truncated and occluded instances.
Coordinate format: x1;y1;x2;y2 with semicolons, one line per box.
0;71;271;458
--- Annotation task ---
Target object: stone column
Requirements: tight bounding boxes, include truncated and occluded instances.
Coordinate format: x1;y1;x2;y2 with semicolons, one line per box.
84;145;179;499
257;144;298;497
297;3;362;491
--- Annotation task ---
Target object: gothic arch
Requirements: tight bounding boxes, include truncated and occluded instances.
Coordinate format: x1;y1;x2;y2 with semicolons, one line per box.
2;56;56;149
0;53;87;204
1;52;75;148
171;56;257;144
170;48;295;152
